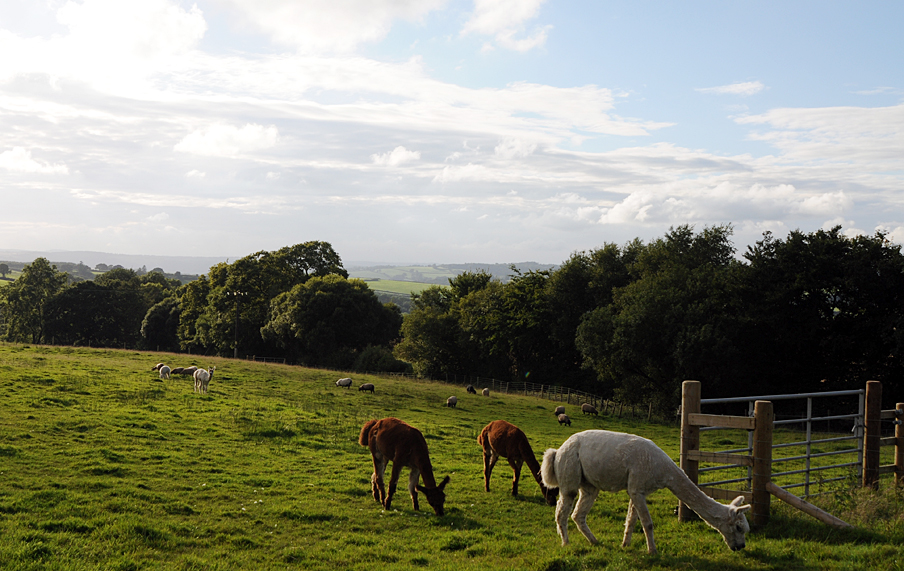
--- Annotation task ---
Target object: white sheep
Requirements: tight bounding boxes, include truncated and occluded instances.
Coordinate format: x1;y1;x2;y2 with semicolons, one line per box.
541;429;750;554
446;396;457;408
193;366;215;394
482;388;490;396
554;405;566;416
581;403;598;416
152;363;171;380
336;378;353;388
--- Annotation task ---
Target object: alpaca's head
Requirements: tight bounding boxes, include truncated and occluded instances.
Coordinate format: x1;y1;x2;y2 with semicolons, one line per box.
417;475;450;516
541;484;559;506
717;496;751;551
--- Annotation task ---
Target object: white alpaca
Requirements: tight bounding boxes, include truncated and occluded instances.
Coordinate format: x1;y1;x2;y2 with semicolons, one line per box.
541;430;750;555
193;366;215;394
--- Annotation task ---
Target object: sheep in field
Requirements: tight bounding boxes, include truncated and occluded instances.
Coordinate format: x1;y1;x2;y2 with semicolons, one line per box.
554;406;566;416
446;396;457;408
482;388;490;396
541;430;750;554
557;414;571;427
193;366;215;394
336;378;353;388
466;385;477;394
359;417;450;516
170;366;198;376
478;420;558;505
581;403;598;416
152;363;171;380
359;383;375;394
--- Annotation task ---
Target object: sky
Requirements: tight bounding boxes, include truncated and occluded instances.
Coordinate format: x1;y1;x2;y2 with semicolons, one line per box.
1;0;902;265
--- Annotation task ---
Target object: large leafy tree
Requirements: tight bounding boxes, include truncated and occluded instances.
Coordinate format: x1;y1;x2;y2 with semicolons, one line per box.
262;275;402;367
576;225;743;408
1;258;69;343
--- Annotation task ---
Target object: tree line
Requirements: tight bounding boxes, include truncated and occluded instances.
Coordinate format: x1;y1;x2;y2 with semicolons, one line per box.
394;225;904;411
1;227;902;410
0;241;407;373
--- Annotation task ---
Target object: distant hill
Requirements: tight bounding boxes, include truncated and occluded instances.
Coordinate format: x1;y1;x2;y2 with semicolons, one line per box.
347;262;557;285
0;249;230;276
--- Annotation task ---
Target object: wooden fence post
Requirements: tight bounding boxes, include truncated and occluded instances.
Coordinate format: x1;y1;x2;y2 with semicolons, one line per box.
896;403;903;488
679;380;701;522
752;399;773;528
863;380;882;490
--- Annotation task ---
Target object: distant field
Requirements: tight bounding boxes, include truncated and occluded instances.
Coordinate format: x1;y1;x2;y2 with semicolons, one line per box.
349;266;457;283
362;278;439;295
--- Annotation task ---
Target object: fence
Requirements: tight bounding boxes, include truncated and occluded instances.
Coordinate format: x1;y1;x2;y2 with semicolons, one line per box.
680;380;903;529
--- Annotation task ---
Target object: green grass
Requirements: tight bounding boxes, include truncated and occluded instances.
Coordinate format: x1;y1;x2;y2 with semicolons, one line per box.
0;343;901;570
364;279;441;295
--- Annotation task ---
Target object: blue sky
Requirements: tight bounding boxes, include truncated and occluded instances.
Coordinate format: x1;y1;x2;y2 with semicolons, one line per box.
1;0;902;265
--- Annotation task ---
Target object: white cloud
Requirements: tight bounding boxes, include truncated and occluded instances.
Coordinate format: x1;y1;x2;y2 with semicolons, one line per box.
371;146;421;167
174;124;279;157
148;212;169;222
494;138;537;159
696;81;765;96
186;170;206;178
0;147;68;174
462;0;550;52
218;0;447;53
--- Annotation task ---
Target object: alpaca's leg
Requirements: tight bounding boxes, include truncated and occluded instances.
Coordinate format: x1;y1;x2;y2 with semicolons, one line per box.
407;468;421;511
507;457;523;496
555;492;576;546
483;452;498;492
622;498;638;547
628;493;657;554
385;462;404;510
571;484;599;544
371;456;387;505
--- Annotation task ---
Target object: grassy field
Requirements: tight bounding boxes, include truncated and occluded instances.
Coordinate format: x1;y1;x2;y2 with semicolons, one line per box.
0;343;901;570
363;279;440;296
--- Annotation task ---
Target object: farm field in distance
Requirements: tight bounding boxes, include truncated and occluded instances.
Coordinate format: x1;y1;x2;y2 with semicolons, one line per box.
0;343;901;570
362;279;439;296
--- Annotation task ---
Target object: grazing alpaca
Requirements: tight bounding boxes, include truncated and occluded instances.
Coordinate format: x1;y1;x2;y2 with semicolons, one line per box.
173;366;198;376
359;383;375;393
446;396;457;408
482;388;490;396
478;420;558;505
466;385;477;394
152;363;171;380
557;414;571;426
193;366;215;394
336;377;353;388
581;403;598;416
540;430;751;554
554;406;565;416
359;417;450;516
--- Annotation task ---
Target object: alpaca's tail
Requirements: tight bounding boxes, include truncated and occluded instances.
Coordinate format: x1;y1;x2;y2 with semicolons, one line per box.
358;419;378;447
540;448;559;488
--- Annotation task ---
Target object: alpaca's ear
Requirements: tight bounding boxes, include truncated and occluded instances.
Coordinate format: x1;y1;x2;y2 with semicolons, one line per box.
438;475;450;490
730;496;751;513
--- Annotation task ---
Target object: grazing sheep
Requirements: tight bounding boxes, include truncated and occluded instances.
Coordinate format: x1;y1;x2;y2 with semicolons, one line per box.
540;430;751;554
554;406;566;416
336;377;353;388
482;388;490;396
152;363;171;380
557;414;571;427
581;403;598;416
478;420;558;505
359;383;375;394
193;366;215;394
171;366;198;376
446;396;458;408
466;385;477;395
359;417;450;516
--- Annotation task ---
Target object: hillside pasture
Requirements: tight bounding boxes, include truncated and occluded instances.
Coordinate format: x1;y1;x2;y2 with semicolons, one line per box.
0;343;900;570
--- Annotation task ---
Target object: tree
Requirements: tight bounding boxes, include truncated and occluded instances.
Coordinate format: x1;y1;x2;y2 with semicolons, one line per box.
0;258;69;343
141;296;181;352
262;275;402;367
0;263;9;279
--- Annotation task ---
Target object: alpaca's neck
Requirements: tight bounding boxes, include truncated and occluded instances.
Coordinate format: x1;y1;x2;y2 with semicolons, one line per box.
414;453;437;488
665;462;730;526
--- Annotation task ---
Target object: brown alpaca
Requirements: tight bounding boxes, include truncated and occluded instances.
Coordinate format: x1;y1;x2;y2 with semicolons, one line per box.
477;420;558;506
359;418;450;516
